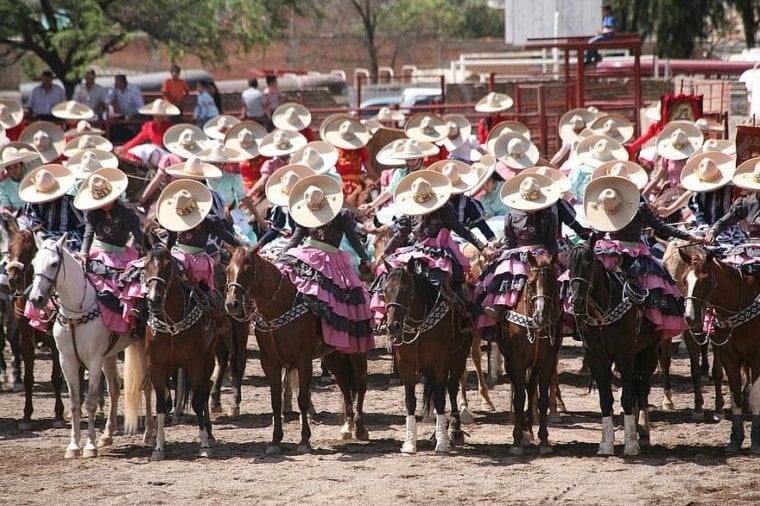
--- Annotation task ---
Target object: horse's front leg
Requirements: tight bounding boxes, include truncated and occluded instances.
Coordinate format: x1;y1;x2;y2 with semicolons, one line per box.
350;353;369;441
683;331;705;420
261;358;283;454
587;339;615;456
18;323;36;430
659;338;674;411
209;340;228;415
83;353;105;458
99;354;120;448
472;331;495;412
616;357;638;456
398;353;418;454
296;357;313;453
58;331;82;459
323;352;354;440
537;359;554;454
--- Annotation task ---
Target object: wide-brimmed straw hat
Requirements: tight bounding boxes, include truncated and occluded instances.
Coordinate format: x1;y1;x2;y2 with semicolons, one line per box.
65;120;104;138
204;115;241;140
499;173;561;212
0;99;23;129
465;154;497;197
74;168;128;211
696;138;735;157
319;113;354;141
558;108;597;143
272;103;311;132
18;164;76;204
371;107;405;123
288;174;344;228
258;130;307;158
0;143;41;170
156;179;213;232
589;114;634;144
732;156;760;191
63;134;113;157
376;138;408;167
224;122;266;160
656;121;704;160
491;132;539;170
322;117;370;150
163;124;210;159
438;114;472;151
523;166;571;193
486;121;531;152
584;176;640;232
139;99;180;117
290;141;338;174
404;113;448;143
680;152;734;192
694;118;723;134
266;164;317;206
52;101;94;121
427;159;478;195
475;92;513;113
576;135;629;168
393;170;452;216
165;156;222;180
389;139;439;161
591;160;648;190
20;122;64;163
197;143;243;164
67;149;119;179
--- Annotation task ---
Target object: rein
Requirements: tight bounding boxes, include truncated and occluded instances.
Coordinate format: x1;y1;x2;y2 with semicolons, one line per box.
145;263;209;336
385;271;450;346
504;266;557;345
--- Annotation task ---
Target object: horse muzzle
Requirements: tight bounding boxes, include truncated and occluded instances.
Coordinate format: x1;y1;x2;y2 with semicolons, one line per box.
387;320;402;336
225;297;242;317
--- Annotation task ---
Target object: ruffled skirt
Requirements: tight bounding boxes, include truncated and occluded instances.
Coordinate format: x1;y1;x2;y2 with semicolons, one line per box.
86;245;139;334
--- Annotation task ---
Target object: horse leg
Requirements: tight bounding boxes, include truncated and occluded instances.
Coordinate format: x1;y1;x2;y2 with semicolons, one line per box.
431;373;449;454
172;368;190;425
59;344;83;459
209;340;228;415
458;371;473;423
507;355;527;456
6;320;22;391
399;357;417;455
50;339;66;428
82;355;105;458
472;331;495;412
349;353;369;441
18;324;35;430
229;321;248;418
617;357;639;456
723;349;745;454
190;374;213;458
282;368;295;414
98;355;120;448
635;339;660;449
261;358;284;454
150;369;169;461
683;332;705;421
537;358;555;454
712;347;725;420
549;355;565;422
700;342;710;379
526;368;538;445
659;338;675;411
323;352;354;440
749;372;760;454
296;358;314;454
587;347;615;456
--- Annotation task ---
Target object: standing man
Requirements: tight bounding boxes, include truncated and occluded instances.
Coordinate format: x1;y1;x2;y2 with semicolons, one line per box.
585;5;616;65
240;78;266;125
26;71;66;122
73;69;108;119
161;65;189;121
263;75;286;132
107;74;145;142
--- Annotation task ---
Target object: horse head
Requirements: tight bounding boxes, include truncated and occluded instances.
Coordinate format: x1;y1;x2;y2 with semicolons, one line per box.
144;244;175;314
567;243;599;317
28;235;68;309
527;253;558;329
6;229;37;295
225;246;256;317
680;246;716;330
384;260;417;337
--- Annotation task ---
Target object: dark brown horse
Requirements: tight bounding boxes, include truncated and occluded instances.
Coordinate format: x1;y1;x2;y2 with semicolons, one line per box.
494;254;561;454
568;244;661;456
143;244;218;460
383;258;469;454
680;247;760;454
225;247;369;454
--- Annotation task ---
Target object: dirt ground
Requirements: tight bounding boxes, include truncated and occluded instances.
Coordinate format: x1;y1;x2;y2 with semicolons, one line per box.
1;336;758;506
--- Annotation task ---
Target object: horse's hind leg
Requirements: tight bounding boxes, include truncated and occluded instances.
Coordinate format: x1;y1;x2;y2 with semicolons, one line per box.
18;325;36;430
350;353;369;441
683;332;705;420
587;347;615;456
713;347;725;420
190;375;213;458
99;355;120;448
472;331;495;412
659;338;675;411
635;340;660;449
324;352;354;440
296;358;314;453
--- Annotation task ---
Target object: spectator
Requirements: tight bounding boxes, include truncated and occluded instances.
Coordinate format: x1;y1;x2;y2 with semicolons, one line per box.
241;78;266;124
263;75;286;131
161;65;189;118
107;74;145;142
585;5;616;65
26;71;66;121
208;81;223;114
193;80;220;127
73;69;108;119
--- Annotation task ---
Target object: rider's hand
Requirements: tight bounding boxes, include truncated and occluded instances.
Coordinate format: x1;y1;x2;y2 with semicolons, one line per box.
704;231;716;245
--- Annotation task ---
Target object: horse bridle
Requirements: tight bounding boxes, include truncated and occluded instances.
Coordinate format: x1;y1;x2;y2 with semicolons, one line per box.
34;242;92;315
225;254;287;322
525;265;556;326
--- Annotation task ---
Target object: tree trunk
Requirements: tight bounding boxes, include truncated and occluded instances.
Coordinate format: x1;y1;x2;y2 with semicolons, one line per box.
739;0;756;49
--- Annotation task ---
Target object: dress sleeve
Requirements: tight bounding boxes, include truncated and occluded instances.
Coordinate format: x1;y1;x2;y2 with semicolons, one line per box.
442;204;485;250
80;213;94;256
281;225;307;254
543;211;559;253
121;123;150;151
341;211;370;262
257;206;286;248
710;198;747;237
687;194;706;227
124;207;144;248
207;215;241;247
558;199;590;237
638;202;691;240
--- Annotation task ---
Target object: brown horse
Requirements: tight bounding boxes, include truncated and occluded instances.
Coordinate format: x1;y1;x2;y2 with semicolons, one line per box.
680;247;760;454
143;244;218;460
225;247;369;454
494;254;561;454
568;243;661;456
383;258;469;454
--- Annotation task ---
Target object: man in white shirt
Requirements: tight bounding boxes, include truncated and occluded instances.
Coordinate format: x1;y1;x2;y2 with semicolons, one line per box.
240;78;266;125
27;71;66;121
73;69;108;119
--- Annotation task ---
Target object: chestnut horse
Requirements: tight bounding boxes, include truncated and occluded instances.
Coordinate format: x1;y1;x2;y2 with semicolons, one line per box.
568;244;661;456
680;247;760;454
225;247;369;454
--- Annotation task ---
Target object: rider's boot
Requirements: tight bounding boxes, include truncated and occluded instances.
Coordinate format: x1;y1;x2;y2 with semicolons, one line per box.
483;305;505;322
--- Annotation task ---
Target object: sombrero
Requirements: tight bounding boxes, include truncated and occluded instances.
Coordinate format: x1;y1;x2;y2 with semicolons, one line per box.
438;114;472;151
322;117;370;150
558;108;597;143
139;99;180;117
272;103;311;132
584;176;640;232
499;173;561;212
475;92;513;113
376;138;408;167
18;164;76;204
591;160;648;190
576;135;629;168
389;139;439;161
393;170;452;216
266;164;317;207
0;143;41;170
465;154;497;197
589;114;634;144
491;132;539;170
52;101;94;121
165;156;222;180
156;179;213;232
732;156;760;191
288;174;344;228
0;99;23;129
656;121;703;161
696;138;735;157
62;134;113;158
680;152;734;192
694;118;723;134
371;107;405;123
523;166;571;193
290;141;338;174
19;122;64;163
224;122;267;160
427;159;478;195
319;113;354;141
65;120;104;138
74;168;128;211
258;130;308;158
485;121;531;154
203;115;241;141
164;124;210;159
66;149;119;179
404;113;448;143
197;143;243;164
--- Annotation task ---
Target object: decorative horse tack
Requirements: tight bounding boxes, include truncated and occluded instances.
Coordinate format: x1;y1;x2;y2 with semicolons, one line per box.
385;295;450;346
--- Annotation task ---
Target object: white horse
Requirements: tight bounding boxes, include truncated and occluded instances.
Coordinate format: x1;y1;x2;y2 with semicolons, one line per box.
28;235;153;458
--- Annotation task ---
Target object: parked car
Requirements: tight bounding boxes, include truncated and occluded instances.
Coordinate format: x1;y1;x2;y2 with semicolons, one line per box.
399;87;443;115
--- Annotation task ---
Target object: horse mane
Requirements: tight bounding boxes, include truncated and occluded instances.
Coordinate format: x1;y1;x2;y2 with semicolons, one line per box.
568;243;594;276
8;228;36;263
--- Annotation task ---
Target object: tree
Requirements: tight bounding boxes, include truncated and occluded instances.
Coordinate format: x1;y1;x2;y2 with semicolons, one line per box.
0;0;310;97
726;0;758;48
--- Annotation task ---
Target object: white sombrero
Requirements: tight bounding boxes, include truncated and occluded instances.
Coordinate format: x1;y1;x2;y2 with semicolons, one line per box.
371;107;405;123
272;103;311;132
393;170;452;216
164;124;210;159
156;179;213;232
266;164;317;207
197;143;244;164
696;138;735;157
438;114;472;151
376;138;408;167
288;174;344;228
63;134;113;158
427;159;478;195
203;115;241;140
475;92;513;113
591;160;648;191
694;118;723;134
680;152;734;193
52;101;94;121
486;122;531;154
558;108;597;143
589;114;635;144
404;113;448;143
67;149;119;179
322;117;370;150
499;173;561;212
0;99;23;129
18;164;76;204
224;122;267;160
576;135;629;168
65;120;104;138
465;154;497;197
20;122;64;163
258;130;308;158
523;166;571;193
319;113;354;141
74;168;128;211
584;176;640;232
492;132;539;170
656;121;704;161
165;156;223;180
0;143;41;170
732;156;760;191
290;141;338;174
389;139;439;161
139;99;180;117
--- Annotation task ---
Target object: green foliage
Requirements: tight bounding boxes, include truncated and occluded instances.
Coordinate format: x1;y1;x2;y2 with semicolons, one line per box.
451;0;505;39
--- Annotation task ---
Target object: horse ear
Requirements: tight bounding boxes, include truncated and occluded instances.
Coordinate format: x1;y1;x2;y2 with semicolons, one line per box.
383;258;393;273
250;242;261;256
56;233;67;249
550;251;558;265
705;248;716;264
527;252;538;268
677;246;692;265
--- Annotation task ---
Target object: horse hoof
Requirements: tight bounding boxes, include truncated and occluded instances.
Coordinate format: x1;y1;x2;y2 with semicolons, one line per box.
354;428;370;442
549;413;562;423
210;404;222;415
522;431;534;446
83;447;98;458
597;443;614;456
712;411;725;422
509;446;524;456
539;445;553;455
750;445;760;455
341;430;352;441
435;446;450;455
52;420;67;429
98;436;113;448
459;408;475;425
624;443;639;456
227;407;240;418
691;410;705;422
198;447;212;458
451;431;465;447
18;421;32;431
143;434;156;447
151;450;166;461
661;400;675;411
725;442;742;455
297;444;311;454
481;402;495;412
64;448;80;459
638;435;651;448
400;443;417;455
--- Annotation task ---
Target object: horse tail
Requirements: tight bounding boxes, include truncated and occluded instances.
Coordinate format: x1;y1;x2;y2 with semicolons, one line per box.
421;374;434;418
123;341;147;435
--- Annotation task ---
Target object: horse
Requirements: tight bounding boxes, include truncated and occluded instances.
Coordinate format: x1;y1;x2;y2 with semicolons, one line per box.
567;243;661;456
27;235;152;458
679;247;760;454
0;212;22;391
493;254;561;454
225;247;369;454
383;258;469;454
